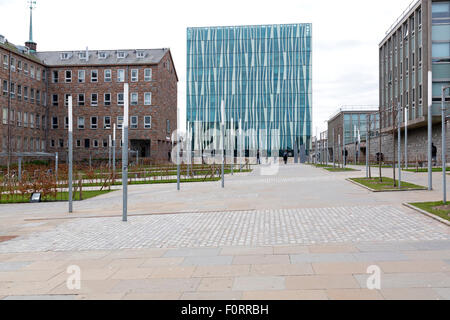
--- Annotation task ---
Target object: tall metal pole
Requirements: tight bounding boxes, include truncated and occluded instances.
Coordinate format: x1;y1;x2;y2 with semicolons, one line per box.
177;108;181;191
398;104;402;189
221;101;225;188
405;107;408;169
442;87;449;204
428;71;433;191
55;152;58;185
366;119;369;178
122;84;129;222
333;128;336;169
108;135;112;169
18;157;22;182
231;118;234;175
354;125;357;165
113;123;116;178
68;96;73;213
239;120;243;172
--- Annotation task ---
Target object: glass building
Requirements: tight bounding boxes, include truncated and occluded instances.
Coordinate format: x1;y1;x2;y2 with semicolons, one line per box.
187;24;312;157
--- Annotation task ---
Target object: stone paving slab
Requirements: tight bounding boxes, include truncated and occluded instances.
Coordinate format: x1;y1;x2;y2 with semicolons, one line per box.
1;205;448;254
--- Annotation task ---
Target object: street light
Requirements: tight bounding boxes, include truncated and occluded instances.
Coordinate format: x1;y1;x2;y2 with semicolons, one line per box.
441;85;450;204
122;83;129;222
221;100;225;188
68;96;73;213
397;103;402;189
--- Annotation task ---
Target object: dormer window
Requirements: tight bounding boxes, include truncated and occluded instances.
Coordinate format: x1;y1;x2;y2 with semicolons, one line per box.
98;52;108;59
78;52;87;60
60;52;71;60
117;51;126;59
136;51;145;58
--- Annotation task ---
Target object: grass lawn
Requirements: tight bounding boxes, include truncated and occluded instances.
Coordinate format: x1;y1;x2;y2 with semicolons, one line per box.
350;177;427;191
0;190;113;204
403;168;450;173
409;201;450;222
80;177;222;188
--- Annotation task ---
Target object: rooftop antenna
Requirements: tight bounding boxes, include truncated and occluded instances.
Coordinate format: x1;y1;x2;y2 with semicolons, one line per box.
28;0;36;43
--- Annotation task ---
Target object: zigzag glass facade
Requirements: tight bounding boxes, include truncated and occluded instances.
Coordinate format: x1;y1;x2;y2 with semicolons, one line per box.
187;24;312;157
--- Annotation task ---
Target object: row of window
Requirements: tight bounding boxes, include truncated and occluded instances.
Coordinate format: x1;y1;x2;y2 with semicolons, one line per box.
51;138;120;149
2;136;45;153
52;92;152;107
50;115;152;130
2;108;45;129
55;68;153;84
1;79;46;105
2;54;45;81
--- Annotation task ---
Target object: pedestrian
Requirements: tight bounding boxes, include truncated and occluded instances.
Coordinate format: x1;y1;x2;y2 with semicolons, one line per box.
283;150;288;165
257;149;261;165
432;143;437;167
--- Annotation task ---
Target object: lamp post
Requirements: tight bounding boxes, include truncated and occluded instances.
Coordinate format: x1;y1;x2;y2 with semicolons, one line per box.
428;71;433;191
221;101;225;188
177;108;180;191
122;84;129;222
113;123;116;178
405;106;408;169
397;103;402;189
441;86;450;204
68;96;73;213
108;135;112;169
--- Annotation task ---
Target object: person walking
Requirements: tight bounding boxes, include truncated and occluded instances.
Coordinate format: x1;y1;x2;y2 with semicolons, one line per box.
283;150;288;165
432;143;437;167
257;149;261;165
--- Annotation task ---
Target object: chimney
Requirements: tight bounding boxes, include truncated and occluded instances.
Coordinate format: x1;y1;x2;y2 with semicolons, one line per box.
25;41;37;52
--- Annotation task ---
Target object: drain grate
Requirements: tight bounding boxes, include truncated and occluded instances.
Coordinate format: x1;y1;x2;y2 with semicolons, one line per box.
0;236;18;243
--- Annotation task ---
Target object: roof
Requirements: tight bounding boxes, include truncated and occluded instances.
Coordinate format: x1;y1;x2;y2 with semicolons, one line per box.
0;41;44;65
328;106;379;123
34;48;169;67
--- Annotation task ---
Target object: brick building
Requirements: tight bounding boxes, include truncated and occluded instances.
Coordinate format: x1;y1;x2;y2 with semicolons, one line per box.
0;35;178;164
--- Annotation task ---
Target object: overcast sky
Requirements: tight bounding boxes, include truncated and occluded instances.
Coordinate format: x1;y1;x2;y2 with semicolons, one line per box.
0;0;415;134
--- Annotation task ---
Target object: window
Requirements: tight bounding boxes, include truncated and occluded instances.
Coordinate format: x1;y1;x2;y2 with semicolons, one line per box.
60;52;71;60
117;116;124;129
93;140;99;148
91;93;98;106
24;63;28;74
3;54;8;69
91;116;98;129
10;57;15;72
29;113;34;128
52;116;58;129
166;120;170;134
78;70;85;83
17;111;22;127
104;93;111;106
144;68;152;81
30;89;35;103
78;117;85;129
104;116;111;129
98;52;108;59
117;93;124;105
79;52;87;60
36;114;40;129
52;71;58;83
52;94;58;106
131;116;138;129
91;70;98;82
9;110;14;125
103;140;108;148
131;69;138;82
144;92;152;105
24;87;28;101
64;94;70;107
117;51;126;59
17;60;22;71
10;82;15;99
78;93;85;106
2;108;7;124
30;65;35;78
59;139;64;148
36;90;40;105
137;51;145;58
76;140;81;148
2;80;7;96
64;116;69;129
42;70;46;82
104;69;112;82
36;68;41;80
42;115;46;129
131;93;138;105
17;85;22;100
117;69;125;82
51;139;55;148
144;116;151;129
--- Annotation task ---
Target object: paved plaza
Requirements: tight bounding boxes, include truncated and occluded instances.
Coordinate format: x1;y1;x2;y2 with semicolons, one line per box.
0;164;449;300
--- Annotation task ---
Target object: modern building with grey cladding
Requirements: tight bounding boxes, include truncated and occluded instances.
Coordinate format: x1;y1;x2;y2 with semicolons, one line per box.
379;0;450;164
